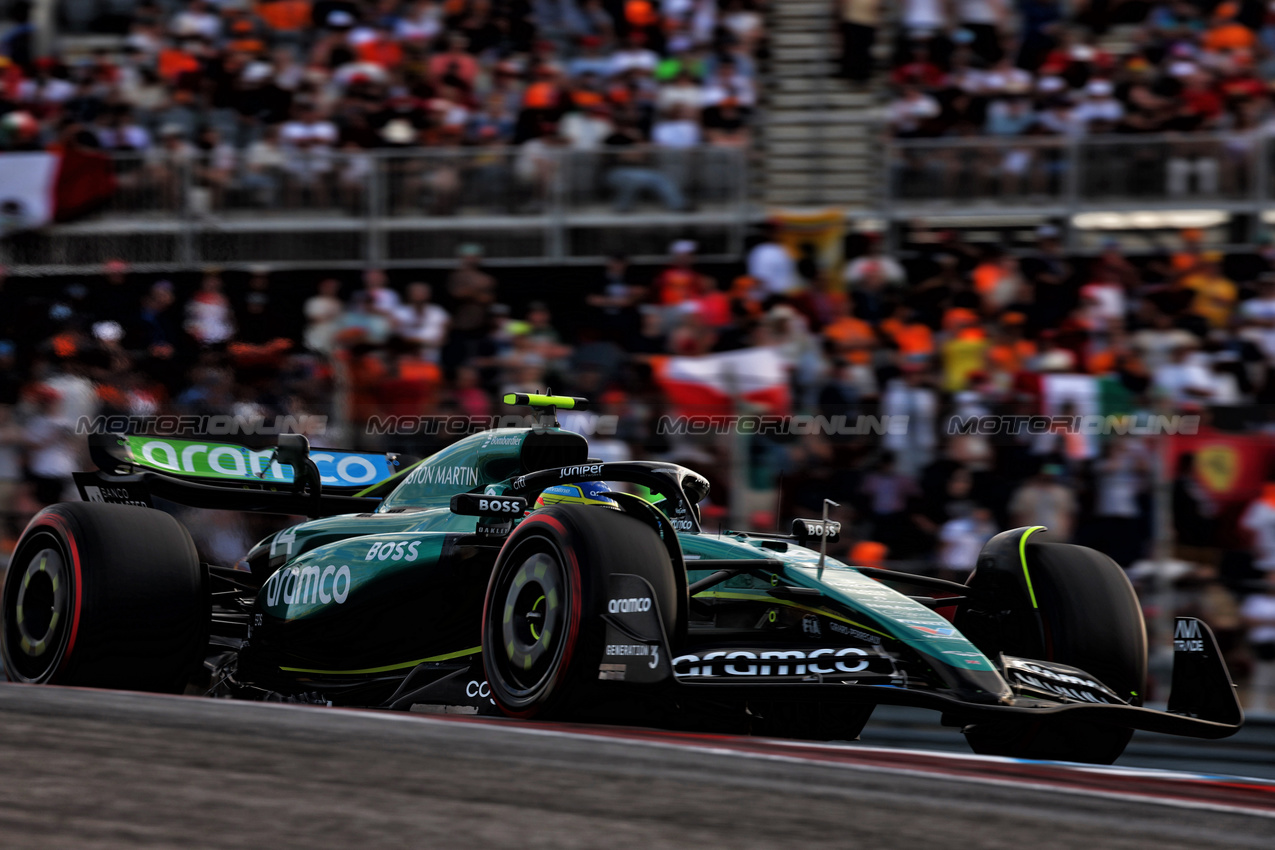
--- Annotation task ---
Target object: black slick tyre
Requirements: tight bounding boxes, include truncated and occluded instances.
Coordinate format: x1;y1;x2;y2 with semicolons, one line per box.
958;539;1147;764
1;503;207;692
481;504;676;719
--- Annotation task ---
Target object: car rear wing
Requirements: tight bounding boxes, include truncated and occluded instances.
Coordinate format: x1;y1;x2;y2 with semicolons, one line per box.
75;433;406;517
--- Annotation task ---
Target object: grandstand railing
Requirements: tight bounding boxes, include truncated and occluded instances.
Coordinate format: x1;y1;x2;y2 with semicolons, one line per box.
15;133;1275;272
0;146;750;272
884;131;1272;214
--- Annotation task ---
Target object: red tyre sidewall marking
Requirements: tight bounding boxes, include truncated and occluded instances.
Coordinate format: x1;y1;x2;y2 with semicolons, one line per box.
44;513;83;675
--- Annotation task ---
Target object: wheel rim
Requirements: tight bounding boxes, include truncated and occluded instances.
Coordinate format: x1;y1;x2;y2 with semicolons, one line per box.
3;541;70;682
494;548;566;696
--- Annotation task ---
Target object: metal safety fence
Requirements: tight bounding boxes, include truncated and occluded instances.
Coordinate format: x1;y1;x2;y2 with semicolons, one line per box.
0;146;750;272
885;131;1274;212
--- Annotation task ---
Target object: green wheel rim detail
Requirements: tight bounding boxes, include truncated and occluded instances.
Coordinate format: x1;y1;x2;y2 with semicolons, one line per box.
528;595;545;641
6;545;69;678
492;544;569;698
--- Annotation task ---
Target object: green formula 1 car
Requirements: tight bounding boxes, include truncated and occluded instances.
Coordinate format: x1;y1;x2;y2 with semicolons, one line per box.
1;395;1243;763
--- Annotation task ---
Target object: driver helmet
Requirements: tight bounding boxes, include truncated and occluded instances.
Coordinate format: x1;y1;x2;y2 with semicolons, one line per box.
534;481;618;509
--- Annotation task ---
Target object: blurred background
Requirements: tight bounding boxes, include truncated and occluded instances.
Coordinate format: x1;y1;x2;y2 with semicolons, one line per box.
3;0;1275;713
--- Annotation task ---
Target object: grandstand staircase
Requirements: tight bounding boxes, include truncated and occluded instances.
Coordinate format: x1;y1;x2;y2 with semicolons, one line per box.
759;0;880;209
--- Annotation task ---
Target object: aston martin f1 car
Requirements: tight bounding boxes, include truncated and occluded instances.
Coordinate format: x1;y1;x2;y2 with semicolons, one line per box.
1;395;1243;763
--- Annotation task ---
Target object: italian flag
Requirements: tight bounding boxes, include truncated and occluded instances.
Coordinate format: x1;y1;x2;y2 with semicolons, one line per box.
652;347;791;420
0;148;117;233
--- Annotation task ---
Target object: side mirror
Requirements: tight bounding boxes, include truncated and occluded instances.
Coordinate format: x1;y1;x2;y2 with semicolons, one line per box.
274;434;324;514
275;434;310;474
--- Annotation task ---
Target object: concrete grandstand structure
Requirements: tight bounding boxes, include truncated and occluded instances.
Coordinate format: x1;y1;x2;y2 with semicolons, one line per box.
4;1;1271;273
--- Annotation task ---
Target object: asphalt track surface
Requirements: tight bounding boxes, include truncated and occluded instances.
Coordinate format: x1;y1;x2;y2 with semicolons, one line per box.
2;684;1273;849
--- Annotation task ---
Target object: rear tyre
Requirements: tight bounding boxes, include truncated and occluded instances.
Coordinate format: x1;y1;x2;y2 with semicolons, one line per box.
481;504;676;719
957;539;1147;764
1;503;207;692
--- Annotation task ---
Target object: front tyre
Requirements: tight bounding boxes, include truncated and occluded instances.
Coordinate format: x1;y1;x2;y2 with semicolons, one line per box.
481;504;676;719
957;535;1147;764
1;503;207;692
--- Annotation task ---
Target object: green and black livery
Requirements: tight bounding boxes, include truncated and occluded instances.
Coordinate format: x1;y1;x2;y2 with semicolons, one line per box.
0;396;1244;763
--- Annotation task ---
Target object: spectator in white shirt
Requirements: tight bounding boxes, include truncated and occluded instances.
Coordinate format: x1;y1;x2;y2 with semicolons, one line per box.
361;268;401;317
561;102;614;150
657;70;705;113
1151;341;1214;404
747;223;799;296
18;70;75;107
844;238;907;287
1133;310;1201;372
395;0;444;42
652;105;702;148
701;56;756;108
903;0;948;36
721;0;765;54
1242;571;1275;711
1070;79;1125;135
609;33;660;76
22;386;77;506
1240;489;1275;572
1240;275;1275;359
280;102;339;202
889;85;940;136
939;506;996;576
396;283;451;361
170;0;221;41
1009;464;1077;541
304;278;346;354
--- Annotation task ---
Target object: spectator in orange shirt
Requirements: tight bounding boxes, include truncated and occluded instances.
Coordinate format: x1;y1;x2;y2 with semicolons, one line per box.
972;248;1022;313
157;45;200;82
823;298;876;365
256;0;312;33
1202;3;1256;52
880;304;934;358
624;0;664;49
987;312;1037;380
357;25;405;70
1171;228;1206;273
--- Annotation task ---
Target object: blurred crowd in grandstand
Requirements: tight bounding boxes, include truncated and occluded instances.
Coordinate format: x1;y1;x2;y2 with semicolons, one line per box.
3;0;1275;705
870;1;1275;200
4;225;1275;704
0;1;764;215
877;0;1275;137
